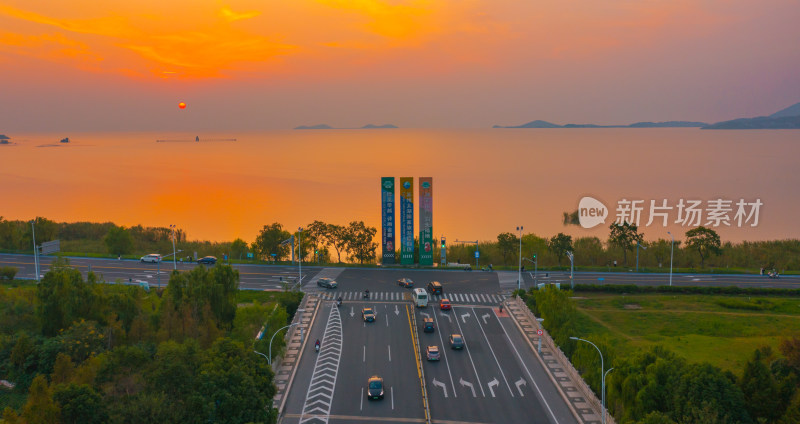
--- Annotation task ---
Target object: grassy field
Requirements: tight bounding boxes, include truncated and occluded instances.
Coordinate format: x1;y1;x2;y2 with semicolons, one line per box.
573;293;800;371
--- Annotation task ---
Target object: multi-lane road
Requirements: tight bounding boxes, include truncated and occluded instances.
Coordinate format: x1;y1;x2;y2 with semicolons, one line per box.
283;269;576;424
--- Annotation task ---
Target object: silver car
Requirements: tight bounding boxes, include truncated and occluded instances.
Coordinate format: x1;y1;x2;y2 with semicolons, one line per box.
317;278;338;289
140;254;162;263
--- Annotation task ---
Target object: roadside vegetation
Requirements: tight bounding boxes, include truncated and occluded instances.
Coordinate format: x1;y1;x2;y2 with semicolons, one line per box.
518;286;800;423
0;258;301;423
2;216;799;272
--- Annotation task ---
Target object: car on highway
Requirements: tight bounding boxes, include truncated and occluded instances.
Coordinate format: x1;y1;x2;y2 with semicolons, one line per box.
426;345;440;361
367;376;384;400
362;307;376;322
197;256;217;265
427;281;443;295
397;278;414;288
423;317;435;333
440;299;452;310
140;254;162;263
449;334;464;350
317;278;338;289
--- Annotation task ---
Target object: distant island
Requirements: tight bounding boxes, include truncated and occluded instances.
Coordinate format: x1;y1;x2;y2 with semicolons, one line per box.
294;124;398;130
0;134;10;144
702;102;800;129
493;120;707;129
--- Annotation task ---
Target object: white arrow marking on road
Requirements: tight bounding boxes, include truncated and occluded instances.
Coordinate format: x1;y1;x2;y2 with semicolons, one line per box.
421;312;430;319
432;379;448;398
459;378;476;398
439;313;451;322
515;377;527;397
482;313;490;324
487;378;499;398
350;307;355;318
461;313;470;323
394;305;400;316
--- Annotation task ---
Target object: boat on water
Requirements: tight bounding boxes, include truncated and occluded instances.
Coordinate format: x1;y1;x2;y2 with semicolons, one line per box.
60;137;70;143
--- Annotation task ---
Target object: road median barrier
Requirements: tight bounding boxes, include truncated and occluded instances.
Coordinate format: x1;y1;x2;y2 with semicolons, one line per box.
407;304;432;424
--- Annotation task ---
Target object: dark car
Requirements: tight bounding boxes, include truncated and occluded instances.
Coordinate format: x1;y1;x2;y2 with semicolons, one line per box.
317;278;338;289
423;317;435;333
449;334;464;350
397;278;414;288
426;345;440;361
367;376;384;400
427;281;443;295
197;256;217;265
362;307;376;322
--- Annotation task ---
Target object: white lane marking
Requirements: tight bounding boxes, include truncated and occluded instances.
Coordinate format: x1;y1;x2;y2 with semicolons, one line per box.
515;377;527;397
453;307;485;397
431;306;457;398
432;379;448;398
497;310;561;424
487;378;499;397
299;305;343;424
363;345;366;362
472;307;515;397
459;378;477;397
391;386;394;410
360;387;363;411
388;345;392;362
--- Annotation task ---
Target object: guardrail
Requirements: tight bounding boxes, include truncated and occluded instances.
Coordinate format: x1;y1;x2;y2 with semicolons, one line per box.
509;297;616;424
407;304;432;424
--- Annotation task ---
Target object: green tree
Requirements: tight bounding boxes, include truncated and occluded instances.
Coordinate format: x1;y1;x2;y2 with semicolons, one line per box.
672;363;752;424
53;383;108;424
345;221;378;264
779;392;800;424
608;222;643;265
650;238;681;268
496;232;518;265
573;237;604;266
739;348;782;422
547;233;573;265
252;223;290;261
637;411;677;424
36;258;105;336
230;238;249;260
685;226;722;268
21;375;60;424
327;223;349;263
104;225;134;255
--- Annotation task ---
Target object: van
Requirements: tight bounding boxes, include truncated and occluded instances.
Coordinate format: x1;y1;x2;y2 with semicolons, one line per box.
427;281;443;295
413;288;428;307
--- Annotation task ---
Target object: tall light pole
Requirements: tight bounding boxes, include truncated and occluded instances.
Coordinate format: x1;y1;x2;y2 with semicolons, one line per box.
566;251;575;290
261;322;299;366
298;227;303;288
635;241;647;272
668;231;674;286
30;220;39;282
516;226;523;291
169;224;177;270
570;337;608;424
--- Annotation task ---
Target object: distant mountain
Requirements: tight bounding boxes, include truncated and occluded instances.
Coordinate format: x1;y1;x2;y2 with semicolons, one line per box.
702;115;800;129
494;120;706;128
628;121;708;128
294;124;333;130
493;120;561;128
769;102;800;118
361;124;398;129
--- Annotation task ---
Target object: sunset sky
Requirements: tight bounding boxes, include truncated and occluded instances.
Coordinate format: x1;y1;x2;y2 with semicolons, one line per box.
1;0;798;131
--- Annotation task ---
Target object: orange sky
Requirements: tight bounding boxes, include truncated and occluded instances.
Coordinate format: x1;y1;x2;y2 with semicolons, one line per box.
1;0;799;131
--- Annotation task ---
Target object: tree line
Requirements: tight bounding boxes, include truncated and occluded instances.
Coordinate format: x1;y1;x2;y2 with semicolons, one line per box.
0;258;301;423
519;286;800;424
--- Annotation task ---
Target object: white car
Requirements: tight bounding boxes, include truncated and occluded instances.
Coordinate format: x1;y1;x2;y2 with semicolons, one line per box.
140;254;162;263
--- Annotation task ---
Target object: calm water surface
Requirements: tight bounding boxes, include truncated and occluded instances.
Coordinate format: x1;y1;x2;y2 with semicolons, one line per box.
1;129;797;243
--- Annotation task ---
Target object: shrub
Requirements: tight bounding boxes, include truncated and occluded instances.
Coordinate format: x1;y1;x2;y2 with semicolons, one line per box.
0;266;18;280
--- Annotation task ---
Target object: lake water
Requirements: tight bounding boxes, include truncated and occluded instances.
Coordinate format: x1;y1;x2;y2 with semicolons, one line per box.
1;129;797;243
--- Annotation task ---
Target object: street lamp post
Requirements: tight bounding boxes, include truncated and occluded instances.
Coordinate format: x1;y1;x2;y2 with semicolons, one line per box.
566;251;575;290
516;226;523;291
257;322;299;366
159;250;183;288
536;318;544;354
298;227;303;288
635;241;648;272
570;336;609;424
668;231;674;286
30;220;39;282
169;224;178;270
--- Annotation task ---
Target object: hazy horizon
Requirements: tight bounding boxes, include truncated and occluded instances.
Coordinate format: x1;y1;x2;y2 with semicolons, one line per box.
1;0;799;132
